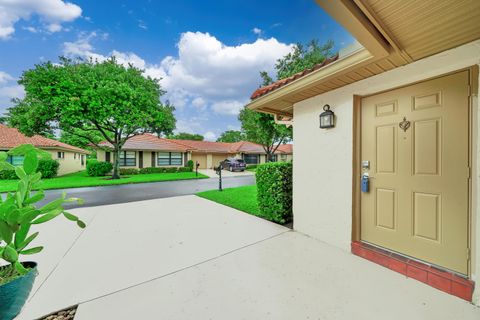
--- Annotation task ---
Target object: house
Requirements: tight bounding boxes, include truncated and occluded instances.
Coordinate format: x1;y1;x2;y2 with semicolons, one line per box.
0;124;90;176
95;134;292;169
247;0;480;304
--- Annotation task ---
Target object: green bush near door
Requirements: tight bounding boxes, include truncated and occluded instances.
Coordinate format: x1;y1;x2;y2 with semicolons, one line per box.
256;162;293;224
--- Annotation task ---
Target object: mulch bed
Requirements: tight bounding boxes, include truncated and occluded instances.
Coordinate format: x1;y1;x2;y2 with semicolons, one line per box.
39;306;77;320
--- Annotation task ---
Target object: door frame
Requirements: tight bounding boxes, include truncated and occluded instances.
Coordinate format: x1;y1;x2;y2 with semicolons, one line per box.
352;66;478;277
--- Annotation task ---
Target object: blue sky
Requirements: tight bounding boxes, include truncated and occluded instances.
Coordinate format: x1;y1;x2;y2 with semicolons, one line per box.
0;0;353;140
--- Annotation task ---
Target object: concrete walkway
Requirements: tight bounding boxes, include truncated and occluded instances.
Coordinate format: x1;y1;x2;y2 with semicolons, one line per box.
16;196;480;320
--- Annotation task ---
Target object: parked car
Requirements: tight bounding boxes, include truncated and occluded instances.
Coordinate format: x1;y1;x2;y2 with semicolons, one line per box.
220;158;246;172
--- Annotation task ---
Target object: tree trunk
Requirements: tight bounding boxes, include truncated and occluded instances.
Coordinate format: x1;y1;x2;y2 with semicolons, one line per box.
112;146;121;179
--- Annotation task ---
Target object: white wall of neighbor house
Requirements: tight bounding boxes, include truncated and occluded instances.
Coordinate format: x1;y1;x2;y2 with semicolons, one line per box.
292;40;480;304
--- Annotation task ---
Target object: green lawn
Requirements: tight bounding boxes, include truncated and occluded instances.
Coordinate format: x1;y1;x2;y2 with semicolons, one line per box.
246;167;257;172
197;185;259;216
0;170;209;192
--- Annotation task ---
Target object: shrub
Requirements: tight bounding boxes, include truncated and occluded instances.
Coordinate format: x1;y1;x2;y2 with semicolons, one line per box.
256;162;292;224
0;159;60;180
187;160;194;171
177;167;191;173
0;170;17;180
37;159;60;178
86;160;113;177
119;168;139;175
139;167;164;174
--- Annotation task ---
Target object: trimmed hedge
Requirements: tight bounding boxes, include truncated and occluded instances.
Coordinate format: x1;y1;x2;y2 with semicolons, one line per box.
139;167;183;174
0;158;60;180
37;159;60;178
86;160;113;177
256;162;292;224
119;168;139;175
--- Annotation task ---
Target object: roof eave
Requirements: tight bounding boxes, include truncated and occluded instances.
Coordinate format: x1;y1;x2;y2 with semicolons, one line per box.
246;48;375;114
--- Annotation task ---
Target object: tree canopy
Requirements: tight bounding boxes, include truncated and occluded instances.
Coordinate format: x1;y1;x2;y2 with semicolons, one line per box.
216;130;245;143
168;132;204;141
7;57;176;178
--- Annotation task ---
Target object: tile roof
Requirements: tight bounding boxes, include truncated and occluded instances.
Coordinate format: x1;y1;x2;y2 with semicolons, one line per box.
0;124;89;154
276;144;293;154
250;55;339;100
98;134;190;152
97;134;293;154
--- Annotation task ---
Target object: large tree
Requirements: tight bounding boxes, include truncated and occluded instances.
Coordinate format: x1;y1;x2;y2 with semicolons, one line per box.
216;130;245;143
7;57;176;179
167;132;204;141
239;39;334;160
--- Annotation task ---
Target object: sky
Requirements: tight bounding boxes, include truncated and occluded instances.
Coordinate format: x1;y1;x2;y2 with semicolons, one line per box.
0;0;353;141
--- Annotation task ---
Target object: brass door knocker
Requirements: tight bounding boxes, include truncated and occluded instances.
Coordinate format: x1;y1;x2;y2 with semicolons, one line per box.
399;117;411;132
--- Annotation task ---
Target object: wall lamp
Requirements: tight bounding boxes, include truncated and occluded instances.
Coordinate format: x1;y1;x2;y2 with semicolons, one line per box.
319;104;335;129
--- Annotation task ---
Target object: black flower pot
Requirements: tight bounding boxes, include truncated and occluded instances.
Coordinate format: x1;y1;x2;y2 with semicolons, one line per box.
0;262;38;320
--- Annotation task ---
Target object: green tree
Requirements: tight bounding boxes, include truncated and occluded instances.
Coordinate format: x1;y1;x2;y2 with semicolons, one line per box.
7;57;176;179
275;39;334;80
216;130;245;143
168;132;204;141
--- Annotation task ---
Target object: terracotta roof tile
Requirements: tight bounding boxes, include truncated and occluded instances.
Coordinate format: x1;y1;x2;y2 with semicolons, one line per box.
276;144;293;154
0;124;89;154
97;134;293;155
98;134;189;152
250;55;339;100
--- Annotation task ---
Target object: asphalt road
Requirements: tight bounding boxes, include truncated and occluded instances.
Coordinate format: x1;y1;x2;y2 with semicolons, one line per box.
36;175;256;209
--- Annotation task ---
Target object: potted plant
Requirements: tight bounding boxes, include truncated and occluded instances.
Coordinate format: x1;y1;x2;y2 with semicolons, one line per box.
0;144;85;320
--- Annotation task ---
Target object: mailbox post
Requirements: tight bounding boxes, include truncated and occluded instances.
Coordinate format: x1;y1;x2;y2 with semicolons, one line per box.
195;161;199;177
215;164;223;191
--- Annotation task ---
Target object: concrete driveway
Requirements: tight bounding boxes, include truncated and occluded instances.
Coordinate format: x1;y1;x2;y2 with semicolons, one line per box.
198;168;255;178
16;196;480;320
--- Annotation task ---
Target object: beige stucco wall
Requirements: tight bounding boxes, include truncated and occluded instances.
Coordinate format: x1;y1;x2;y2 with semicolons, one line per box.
47;149;86;176
292;40;480;304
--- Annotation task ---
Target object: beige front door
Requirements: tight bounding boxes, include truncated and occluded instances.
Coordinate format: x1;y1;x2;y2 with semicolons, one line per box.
360;71;470;274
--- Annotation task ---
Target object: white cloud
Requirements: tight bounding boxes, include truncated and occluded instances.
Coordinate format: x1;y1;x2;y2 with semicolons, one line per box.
0;72;24;115
252;27;262;36
211;100;245;116
61;31;294;134
204;131;216;141
0;0;82;39
0;71;14;84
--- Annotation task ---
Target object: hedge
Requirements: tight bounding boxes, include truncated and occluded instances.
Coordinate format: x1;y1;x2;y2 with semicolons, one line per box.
256;162;293;224
86;160;113;177
138;167;184;174
119;168;139;175
0;158;59;180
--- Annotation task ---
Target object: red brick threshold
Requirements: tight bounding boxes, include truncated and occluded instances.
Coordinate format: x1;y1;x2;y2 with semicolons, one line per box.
351;241;474;301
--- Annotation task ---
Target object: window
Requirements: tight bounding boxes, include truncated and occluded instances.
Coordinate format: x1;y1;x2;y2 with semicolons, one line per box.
7;155;24;166
119;151;136;166
269;154;277;162
280;154;287;162
74;153;77;159
243;154;259;164
57;152;65;159
157;152;183;166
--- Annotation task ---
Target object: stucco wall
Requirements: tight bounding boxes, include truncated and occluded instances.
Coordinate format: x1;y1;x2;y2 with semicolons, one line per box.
293;40;480;304
47;150;86;176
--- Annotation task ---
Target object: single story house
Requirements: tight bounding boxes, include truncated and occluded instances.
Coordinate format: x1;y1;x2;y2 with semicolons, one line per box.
247;0;480;304
0;124;90;176
96;135;292;169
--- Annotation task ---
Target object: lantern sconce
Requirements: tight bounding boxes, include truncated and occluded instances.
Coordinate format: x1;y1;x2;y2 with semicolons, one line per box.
319;104;335;129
